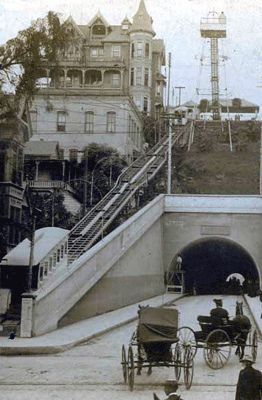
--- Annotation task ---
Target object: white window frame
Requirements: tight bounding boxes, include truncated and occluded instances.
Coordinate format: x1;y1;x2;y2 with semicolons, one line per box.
143;97;149;113
107;111;116;133
57;111;66;132
91;47;104;57
112;73;120;87
137;42;143;57
112;45;121;58
145;42;150;58
136;66;142;86
144;67;149;87
85;111;94;133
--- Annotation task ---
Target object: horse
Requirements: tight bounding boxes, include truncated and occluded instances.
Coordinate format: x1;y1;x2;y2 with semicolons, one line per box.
234;301;251;359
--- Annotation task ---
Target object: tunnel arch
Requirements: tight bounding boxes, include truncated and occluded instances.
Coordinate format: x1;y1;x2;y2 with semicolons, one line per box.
169;237;260;295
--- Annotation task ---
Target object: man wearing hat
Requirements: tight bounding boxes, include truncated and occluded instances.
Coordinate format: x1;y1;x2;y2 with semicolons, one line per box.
235;355;262;400
210;298;229;322
153;380;182;400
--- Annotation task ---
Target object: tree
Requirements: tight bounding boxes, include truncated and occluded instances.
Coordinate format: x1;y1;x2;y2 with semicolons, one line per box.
72;143;127;208
0;11;68;106
24;189;75;231
142;114;165;147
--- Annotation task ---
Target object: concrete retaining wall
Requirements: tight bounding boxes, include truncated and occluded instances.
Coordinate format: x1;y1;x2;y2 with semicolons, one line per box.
31;195;165;335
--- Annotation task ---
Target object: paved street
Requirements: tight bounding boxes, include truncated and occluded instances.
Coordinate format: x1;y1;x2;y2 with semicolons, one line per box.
0;295;260;400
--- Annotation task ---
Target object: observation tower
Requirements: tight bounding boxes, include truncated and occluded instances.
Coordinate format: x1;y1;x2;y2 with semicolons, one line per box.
200;11;227;120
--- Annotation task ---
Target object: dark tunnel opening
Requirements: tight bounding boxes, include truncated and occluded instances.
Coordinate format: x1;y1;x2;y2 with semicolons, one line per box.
169;237;260;295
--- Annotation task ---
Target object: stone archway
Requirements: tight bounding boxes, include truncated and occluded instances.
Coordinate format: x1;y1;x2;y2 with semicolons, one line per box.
169;237;260;295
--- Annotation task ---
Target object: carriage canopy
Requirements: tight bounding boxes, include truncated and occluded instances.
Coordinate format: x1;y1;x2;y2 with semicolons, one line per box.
137;307;179;343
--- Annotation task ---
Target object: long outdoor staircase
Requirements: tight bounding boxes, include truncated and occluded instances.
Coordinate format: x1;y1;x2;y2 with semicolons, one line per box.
67;126;189;263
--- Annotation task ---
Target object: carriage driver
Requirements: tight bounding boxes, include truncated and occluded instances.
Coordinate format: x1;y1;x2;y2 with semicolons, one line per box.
210;298;229;322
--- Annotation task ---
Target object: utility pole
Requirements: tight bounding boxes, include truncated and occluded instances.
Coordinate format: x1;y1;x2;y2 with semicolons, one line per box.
27;214;36;292
260;122;262;195
175;86;185;106
83;157;88;215
167;52;172;195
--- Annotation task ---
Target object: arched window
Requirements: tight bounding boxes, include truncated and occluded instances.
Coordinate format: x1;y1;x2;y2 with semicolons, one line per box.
107;112;116;133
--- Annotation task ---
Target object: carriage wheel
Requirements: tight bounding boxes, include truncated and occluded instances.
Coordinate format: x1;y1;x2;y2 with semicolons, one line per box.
121;345;127;383
127;346;135;391
177;327;197;358
204;329;231;369
183;346;194;390
252;330;258;361
173;343;182;381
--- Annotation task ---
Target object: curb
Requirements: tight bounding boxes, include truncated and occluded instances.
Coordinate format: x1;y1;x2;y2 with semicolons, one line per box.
0;293;185;356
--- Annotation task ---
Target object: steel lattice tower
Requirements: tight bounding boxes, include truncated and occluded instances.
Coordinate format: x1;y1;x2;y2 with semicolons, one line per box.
200;11;227;120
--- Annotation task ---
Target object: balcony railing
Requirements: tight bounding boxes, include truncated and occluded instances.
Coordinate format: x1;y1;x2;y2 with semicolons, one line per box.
26;180;76;194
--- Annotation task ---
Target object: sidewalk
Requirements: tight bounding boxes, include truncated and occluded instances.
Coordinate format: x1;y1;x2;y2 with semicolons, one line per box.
0;293;182;355
244;294;262;336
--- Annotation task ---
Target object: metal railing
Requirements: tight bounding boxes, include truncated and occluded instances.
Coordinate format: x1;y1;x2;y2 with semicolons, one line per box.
67;125;189;263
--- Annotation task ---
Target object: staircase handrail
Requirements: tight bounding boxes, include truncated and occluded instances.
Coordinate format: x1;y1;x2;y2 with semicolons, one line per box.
69;135;168;236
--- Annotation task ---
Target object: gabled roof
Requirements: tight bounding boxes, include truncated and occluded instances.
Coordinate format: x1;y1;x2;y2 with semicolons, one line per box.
130;0;155;36
121;16;131;25
78;25;90;36
64;16;85;37
102;26;130;43
87;11;110;28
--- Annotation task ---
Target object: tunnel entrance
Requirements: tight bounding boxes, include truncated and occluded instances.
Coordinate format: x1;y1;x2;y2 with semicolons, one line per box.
169;237;260;295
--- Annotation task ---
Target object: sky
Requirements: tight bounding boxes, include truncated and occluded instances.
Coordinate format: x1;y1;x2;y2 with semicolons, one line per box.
0;0;262;109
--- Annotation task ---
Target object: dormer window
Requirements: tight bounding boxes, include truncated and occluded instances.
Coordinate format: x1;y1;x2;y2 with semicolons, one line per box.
92;24;106;36
122;24;129;30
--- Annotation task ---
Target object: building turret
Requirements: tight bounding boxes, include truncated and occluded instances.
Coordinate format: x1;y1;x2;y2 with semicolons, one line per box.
129;0;155;115
130;0;155;36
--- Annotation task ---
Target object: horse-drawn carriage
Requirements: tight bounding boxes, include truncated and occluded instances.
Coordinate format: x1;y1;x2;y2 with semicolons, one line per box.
121;306;194;391
177;308;258;370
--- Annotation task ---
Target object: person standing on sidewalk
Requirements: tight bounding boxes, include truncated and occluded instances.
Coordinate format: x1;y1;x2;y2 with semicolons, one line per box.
153;380;182;400
235;355;262;400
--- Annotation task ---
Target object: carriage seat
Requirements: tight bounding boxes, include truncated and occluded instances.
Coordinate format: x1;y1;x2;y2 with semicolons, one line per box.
197;315;229;331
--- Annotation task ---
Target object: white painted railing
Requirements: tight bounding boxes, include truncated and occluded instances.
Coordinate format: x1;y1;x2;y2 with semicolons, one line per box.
37;235;69;290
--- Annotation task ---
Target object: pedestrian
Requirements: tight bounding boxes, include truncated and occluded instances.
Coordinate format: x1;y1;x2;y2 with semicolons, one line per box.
235;355;262;400
176;254;182;271
153;379;183;400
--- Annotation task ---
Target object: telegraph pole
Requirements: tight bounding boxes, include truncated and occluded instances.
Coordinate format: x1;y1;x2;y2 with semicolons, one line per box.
260;122;262;195
175;86;185;106
167;52;172;195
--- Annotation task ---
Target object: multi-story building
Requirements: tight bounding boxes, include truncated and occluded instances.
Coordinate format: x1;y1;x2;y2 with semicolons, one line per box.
28;0;166;162
0;98;27;258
